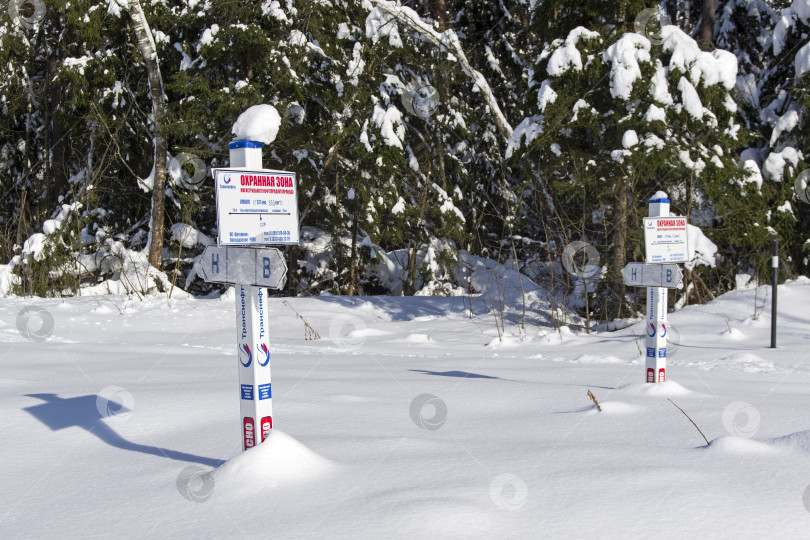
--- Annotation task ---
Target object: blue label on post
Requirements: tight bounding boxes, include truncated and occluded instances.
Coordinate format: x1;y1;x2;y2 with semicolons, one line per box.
658;348;667;358
229;140;263;149
647;347;655;357
241;384;254;400
258;383;272;400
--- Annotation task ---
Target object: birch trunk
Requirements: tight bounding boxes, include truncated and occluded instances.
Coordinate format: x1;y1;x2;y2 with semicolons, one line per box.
127;0;167;269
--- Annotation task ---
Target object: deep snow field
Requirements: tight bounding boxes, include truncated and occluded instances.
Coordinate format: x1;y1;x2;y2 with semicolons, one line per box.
2;278;810;539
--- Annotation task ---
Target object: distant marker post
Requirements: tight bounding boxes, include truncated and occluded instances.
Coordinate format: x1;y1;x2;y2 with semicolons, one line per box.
771;235;778;349
641;192;688;383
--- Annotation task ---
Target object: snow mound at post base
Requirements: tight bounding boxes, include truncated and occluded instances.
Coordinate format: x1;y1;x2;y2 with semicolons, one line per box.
231;104;281;144
617;380;694;397
706;436;776;454
582;401;642;415
213;430;335;495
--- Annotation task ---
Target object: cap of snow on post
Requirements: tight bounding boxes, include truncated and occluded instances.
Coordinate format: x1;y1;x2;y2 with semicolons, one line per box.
648;191;670;218
230;105;280;169
232;104;281;145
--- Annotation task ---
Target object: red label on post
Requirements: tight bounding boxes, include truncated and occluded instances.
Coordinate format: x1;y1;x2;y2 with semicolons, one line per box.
647;368;654;383
658;368;666;382
243;417;255;450
260;416;272;442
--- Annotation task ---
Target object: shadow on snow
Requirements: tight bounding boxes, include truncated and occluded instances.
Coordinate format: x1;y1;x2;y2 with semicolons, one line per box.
23;393;224;468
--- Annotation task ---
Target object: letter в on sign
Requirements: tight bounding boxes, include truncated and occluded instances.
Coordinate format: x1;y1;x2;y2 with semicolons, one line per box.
263;257;271;279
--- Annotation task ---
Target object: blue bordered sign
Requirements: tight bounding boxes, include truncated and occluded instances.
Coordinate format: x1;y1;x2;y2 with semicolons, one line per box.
643;216;689;263
213;167;299;246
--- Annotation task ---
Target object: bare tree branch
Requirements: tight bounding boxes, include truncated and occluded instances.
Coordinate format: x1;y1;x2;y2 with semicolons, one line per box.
367;0;513;140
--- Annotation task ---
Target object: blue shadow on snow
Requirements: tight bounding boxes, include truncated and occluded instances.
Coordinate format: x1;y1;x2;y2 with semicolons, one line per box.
23;393;224;468
409;369;501;380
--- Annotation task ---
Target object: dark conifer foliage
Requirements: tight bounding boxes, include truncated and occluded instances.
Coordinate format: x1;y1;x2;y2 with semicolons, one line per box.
0;0;806;320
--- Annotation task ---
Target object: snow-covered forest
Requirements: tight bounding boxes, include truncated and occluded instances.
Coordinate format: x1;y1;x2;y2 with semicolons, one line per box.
1;0;809;320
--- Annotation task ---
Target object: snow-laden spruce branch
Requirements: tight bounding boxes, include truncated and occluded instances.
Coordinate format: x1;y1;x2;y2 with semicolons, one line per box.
367;0;514;140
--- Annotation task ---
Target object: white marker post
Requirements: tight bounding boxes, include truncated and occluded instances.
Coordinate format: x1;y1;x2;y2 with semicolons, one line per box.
228;141;273;450
645;194;673;383
197;105;297;452
202;141;297;451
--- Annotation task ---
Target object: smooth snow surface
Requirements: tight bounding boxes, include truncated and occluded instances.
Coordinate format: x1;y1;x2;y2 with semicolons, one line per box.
231;104;281;144
2;279;810;537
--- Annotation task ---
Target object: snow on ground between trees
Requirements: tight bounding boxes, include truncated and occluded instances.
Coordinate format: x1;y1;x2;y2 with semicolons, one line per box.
1;278;810;537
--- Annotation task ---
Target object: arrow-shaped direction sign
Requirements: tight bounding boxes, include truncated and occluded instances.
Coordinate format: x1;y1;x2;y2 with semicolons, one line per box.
621;262;683;289
196;246;287;289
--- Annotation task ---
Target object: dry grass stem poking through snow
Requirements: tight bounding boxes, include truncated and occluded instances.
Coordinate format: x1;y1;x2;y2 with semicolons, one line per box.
283;301;321;340
668;398;710;446
587;389;601;412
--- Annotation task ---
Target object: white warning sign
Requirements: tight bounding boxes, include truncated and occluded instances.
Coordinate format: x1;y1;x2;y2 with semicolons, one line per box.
214;168;299;246
643;216;689;264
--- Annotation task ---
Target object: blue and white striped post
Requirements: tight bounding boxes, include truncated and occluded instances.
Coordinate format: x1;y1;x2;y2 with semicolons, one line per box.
646;194;669;383
230;141;273;450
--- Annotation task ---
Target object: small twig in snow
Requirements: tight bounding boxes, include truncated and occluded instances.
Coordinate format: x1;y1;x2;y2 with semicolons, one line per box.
587;389;601;412
668;398;710;446
283;301;321;340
